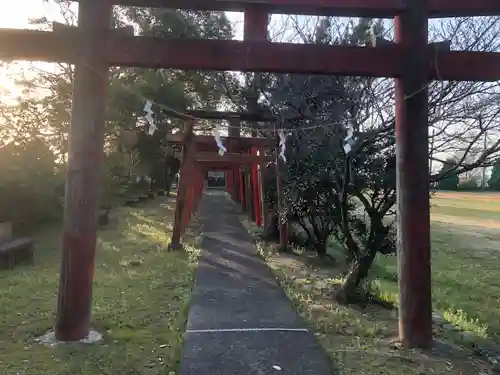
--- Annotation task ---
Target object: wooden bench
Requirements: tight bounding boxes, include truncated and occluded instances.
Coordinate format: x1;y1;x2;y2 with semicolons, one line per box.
0;238;35;269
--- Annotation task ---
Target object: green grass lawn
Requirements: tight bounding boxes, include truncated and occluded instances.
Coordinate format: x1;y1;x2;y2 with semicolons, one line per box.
431;191;500;218
375;223;498;338
375;192;500;340
431;205;500;221
241;191;500;375
0;197;199;375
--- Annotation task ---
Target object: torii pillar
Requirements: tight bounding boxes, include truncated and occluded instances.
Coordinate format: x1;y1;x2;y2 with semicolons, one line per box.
244;6;267;226
395;0;433;348
228;118;241;202
55;0;111;341
169;120;196;250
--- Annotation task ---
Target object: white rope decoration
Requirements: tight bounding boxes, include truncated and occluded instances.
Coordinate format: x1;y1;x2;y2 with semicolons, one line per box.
278;130;287;163
143;100;157;136
343;119;356;155
213;124;227;156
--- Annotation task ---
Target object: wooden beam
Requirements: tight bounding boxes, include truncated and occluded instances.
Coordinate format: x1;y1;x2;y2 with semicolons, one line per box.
101;0;404;18
90;0;500;18
0;29;76;62
3;30;500;81
432;51;500;82
203;162;273;171
0;30;401;76
167;134;274;148
188;110;274;122
52;21;134;36
110;37;402;77
428;0;500;17
195;152;273;164
203;165;236;172
162;108;274;122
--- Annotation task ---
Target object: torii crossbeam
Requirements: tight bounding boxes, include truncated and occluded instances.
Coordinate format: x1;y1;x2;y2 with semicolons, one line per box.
1;0;498;349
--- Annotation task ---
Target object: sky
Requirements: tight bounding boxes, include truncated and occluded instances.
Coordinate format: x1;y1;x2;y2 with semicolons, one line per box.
0;1;62;97
0;2;491;174
0;1;245;94
0;0;59;29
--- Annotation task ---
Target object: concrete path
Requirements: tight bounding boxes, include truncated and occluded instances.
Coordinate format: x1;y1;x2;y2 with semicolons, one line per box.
179;191;333;375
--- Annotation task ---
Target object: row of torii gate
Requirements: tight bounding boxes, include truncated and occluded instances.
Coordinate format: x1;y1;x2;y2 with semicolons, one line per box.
1;0;499;349
163;110;285;252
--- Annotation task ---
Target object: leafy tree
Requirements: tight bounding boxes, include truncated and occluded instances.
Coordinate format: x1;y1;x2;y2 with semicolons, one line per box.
489;164;500;190
118;8;233;193
437;158;459;190
219;15;500;304
0;138;63;231
0;3;236;231
457;177;480;191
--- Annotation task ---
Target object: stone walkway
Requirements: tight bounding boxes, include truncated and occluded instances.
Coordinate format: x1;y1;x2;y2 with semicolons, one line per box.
179;191;332;375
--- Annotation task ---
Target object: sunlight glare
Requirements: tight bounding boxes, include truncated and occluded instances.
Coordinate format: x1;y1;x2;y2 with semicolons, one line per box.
0;1;62;103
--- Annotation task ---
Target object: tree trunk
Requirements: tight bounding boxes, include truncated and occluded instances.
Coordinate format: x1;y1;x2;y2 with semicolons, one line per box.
336;250;377;304
314;241;328;256
262;206;279;241
165;166;180;196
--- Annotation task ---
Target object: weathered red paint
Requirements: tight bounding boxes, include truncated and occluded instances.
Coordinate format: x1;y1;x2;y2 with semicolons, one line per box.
244;6;268;41
394;0;433;349
251;147;262;227
227;120;243;204
89;0;500;18
111;38;403;77
3;30;500;81
239;168;245;211
56;232;96;341
428;0;500;17
180;110;274;122
230;171;236;200
231;173;239;202
244;166;252;217
183;183;193;231
226;171;231;194
198;171;204;204
55;0;111;342
243;4;266;227
170;120;195;250
203;165;239;172
104;0;403;17
192;173;199;215
167;133;273;151
196;152;273;164
192;171;201;214
258;148;267;230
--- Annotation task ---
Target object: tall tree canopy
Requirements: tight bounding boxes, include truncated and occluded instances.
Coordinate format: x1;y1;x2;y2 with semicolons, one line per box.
0;2;234;225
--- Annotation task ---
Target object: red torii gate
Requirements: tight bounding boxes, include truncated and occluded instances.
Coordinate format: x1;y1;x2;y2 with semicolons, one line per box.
167;124;274;248
162;111;275;249
1;0;499;348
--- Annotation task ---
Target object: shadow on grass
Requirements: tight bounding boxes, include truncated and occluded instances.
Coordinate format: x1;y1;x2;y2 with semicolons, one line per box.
0;197;200;375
